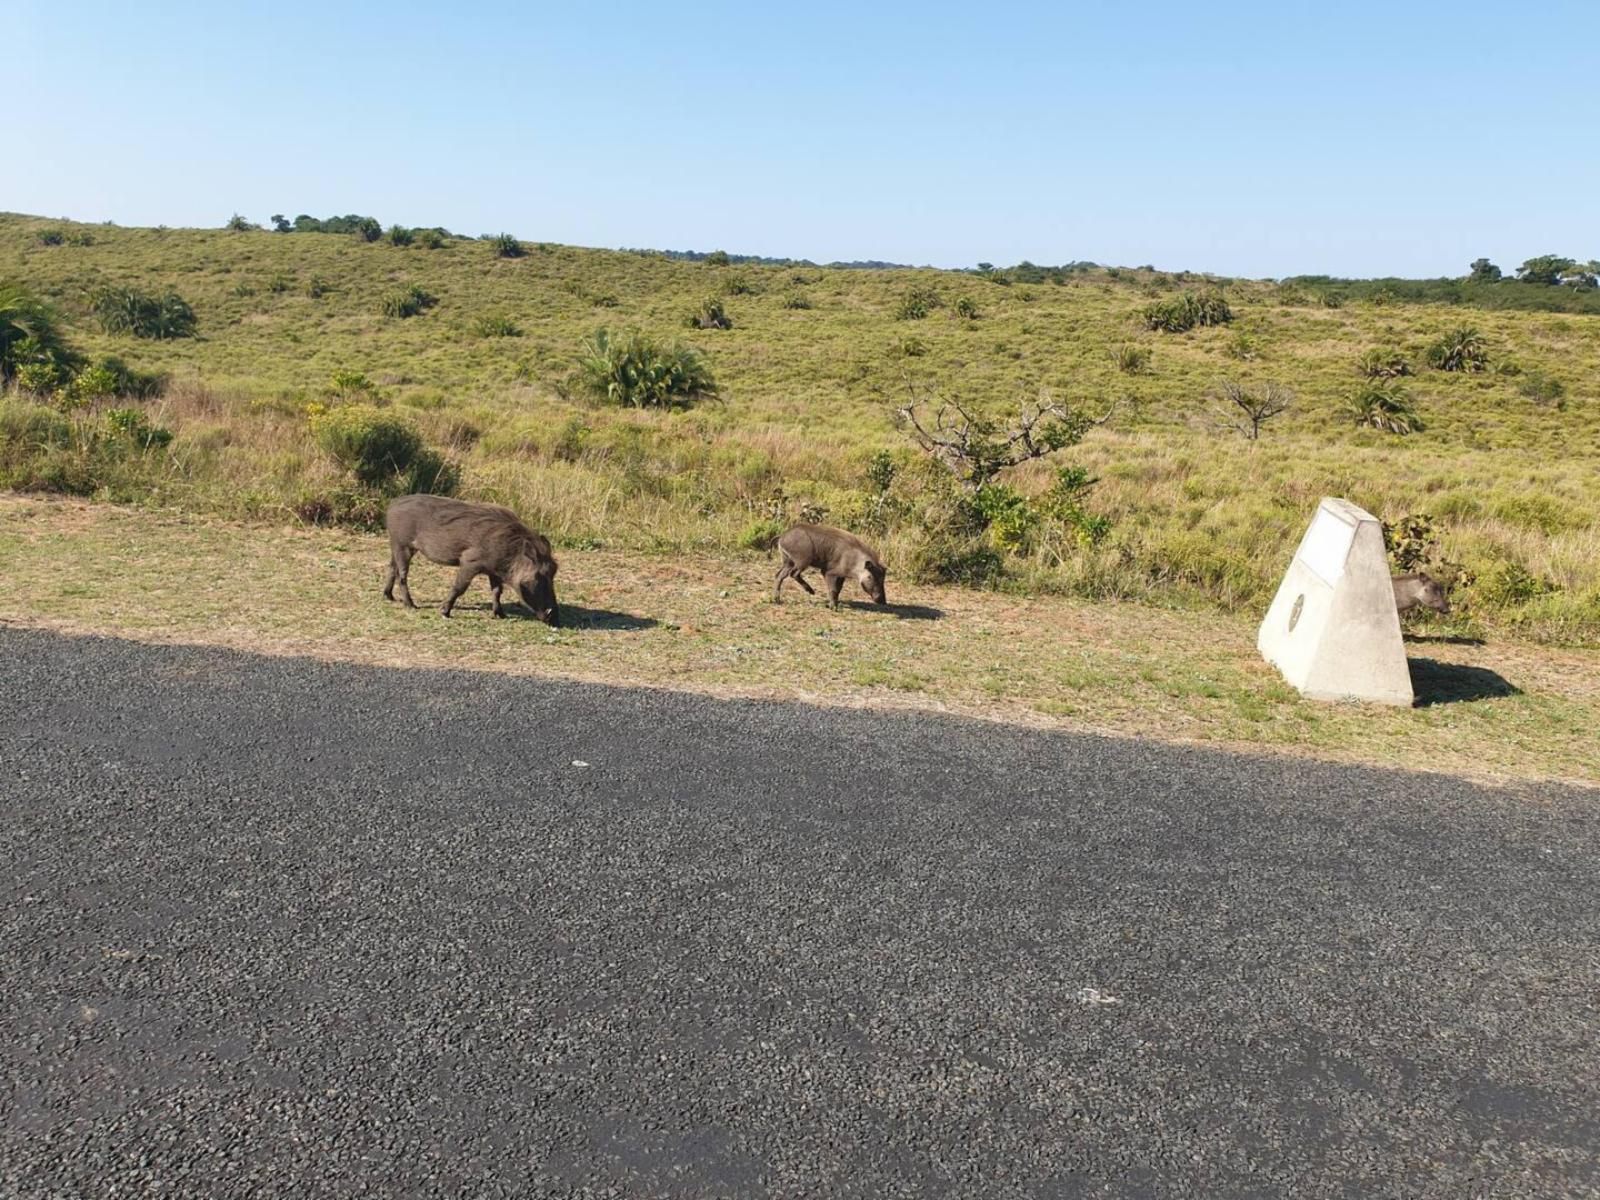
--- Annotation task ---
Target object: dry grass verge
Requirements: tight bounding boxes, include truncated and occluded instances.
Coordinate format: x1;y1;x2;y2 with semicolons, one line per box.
1;496;1595;786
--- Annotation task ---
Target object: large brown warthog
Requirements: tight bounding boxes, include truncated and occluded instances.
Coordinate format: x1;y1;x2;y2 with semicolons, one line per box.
774;523;887;608
383;494;560;625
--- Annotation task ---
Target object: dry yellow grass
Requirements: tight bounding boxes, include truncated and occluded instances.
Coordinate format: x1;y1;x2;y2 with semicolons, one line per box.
2;496;1595;787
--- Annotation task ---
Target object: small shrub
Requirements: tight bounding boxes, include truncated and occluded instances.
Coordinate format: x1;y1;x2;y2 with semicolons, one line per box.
414;228;445;250
781;291;812;310
310;403;456;495
894;336;927;358
687;297;734;330
14;361;66;394
1113;344;1151;374
865;449;896;495
487;233;525;258
954;296;980;320
896;286;941;321
351;218;383;243
1426;325;1489;372
225;213;257;232
1518;371;1566;406
1223;331;1260;361
739;517;785;551
2;283;76;383
551;416;590;462
473;314;523;338
387;225;414;247
90;288;197;339
1216;380;1292;440
1141;291;1232;332
265;273;292;294
104;407;173;449
705;250;731;267
380;285;438;319
591;293;620;308
574;329;718;410
1345;382;1422;434
306;276;331;299
329;369;380;399
1383;513;1438;571
37;229;66;246
905;532;1005;586
1475;561;1557;606
720;273;757;296
1357;347;1412;378
64;364;121;406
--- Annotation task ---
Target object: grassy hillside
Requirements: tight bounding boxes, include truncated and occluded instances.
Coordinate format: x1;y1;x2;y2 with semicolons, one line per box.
3;212;1597;646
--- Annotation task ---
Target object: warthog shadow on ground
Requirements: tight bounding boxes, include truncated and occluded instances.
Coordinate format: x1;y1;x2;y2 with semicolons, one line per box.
1408;658;1519;706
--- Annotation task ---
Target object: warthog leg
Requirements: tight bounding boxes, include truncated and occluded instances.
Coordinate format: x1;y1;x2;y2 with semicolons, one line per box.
486;573;505;618
826;574;844;608
441;564;480;618
386;544;417;608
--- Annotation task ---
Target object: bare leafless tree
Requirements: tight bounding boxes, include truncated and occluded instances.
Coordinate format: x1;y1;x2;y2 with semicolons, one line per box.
1216;379;1293;440
897;383;1113;489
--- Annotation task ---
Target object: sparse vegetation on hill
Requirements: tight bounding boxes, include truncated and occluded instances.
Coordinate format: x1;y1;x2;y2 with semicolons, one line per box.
1;212;1597;645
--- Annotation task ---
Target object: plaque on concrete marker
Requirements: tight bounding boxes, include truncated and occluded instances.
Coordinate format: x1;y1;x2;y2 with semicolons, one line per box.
1257;497;1413;706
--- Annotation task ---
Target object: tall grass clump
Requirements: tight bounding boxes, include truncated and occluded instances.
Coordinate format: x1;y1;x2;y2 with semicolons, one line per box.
1426;326;1489;372
1345;382;1422;434
687;296;734;330
380;285;438;319
89;287;197;339
574;329;718;410
1357;347;1413;378
895;287;941;320
487;233;525;259
1141;291;1232;332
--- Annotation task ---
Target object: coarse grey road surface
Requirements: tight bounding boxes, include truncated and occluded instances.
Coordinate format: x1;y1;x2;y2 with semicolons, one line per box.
2;626;1597;1198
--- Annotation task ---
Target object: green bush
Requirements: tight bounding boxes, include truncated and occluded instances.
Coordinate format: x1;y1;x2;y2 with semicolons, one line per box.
37;229;66;246
781;291;812;310
1518;371;1566;406
1475;561;1557;606
720;273;757;296
90;287;197;339
894;335;927;358
1345;382;1422;434
487;233;525;258
380;285;438;319
738;517;786;551
310;404;457;495
225;213;257;232
351;217;383;243
896;287;941;321
387;225;414;247
1141;291;1233;332
1426;326;1488;372
13;360;66;394
705;250;731;267
687;296;733;330
306;276;331;299
905;532;1005;586
1357;347;1412;378
574;329;718;410
414;228;445;250
104;407;173;449
473;314;523;338
63;364;121;406
954;296;980;320
2;281;77;381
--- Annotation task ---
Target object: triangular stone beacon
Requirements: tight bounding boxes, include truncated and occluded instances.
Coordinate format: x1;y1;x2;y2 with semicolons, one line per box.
1257;498;1413;706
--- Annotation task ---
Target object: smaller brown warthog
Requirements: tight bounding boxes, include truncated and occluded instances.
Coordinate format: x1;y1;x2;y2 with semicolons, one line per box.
383;494;560;625
1392;571;1451;616
774;523;887;608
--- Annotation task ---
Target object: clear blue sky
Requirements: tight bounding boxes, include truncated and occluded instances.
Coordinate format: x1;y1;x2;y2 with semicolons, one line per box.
11;1;1597;277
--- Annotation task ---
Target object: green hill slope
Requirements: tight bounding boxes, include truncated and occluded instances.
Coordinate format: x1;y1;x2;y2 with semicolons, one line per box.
2;212;1597;644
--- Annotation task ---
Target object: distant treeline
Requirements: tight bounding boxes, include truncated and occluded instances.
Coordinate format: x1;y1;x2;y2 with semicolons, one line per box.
1285;255;1600;315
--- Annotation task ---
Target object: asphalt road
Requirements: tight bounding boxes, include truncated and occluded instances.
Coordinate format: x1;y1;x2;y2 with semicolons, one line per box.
2;626;1597;1199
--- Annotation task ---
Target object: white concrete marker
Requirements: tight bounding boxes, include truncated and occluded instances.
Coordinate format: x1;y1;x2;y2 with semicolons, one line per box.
1258;497;1413;707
